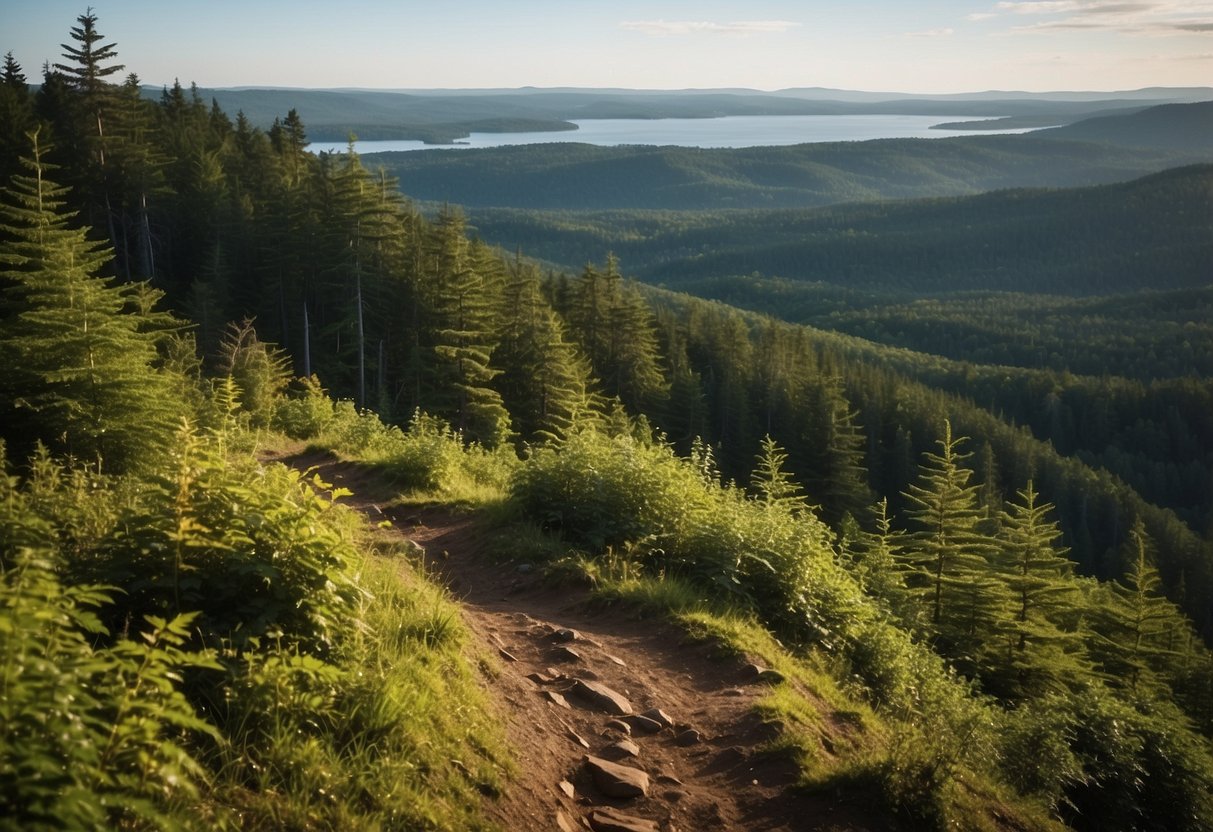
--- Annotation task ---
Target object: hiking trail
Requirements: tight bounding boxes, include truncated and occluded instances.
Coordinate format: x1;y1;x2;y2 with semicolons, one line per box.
272;447;882;832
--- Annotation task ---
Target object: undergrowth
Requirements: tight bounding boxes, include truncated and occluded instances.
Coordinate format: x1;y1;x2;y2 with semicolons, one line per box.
506;428;1075;829
0;416;508;830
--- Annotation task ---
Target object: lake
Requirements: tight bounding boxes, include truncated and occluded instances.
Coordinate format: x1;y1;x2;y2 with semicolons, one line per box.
307;114;1037;154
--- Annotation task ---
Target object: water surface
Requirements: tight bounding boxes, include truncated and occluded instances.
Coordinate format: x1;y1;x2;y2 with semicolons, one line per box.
308;114;1036;154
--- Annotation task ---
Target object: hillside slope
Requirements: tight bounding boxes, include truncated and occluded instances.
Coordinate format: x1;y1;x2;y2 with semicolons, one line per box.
1032;100;1213;152
365;135;1205;210
463;164;1213;295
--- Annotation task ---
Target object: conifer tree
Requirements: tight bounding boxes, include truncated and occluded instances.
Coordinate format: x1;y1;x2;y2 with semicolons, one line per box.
0;132;182;471
807;376;873;527
0;52;34;185
52;9;125;251
568;254;666;412
840;498;915;623
751;435;808;512
900;420;1004;663
1089;518;1194;692
990;481;1090;698
494;256;596;443
421;209;510;446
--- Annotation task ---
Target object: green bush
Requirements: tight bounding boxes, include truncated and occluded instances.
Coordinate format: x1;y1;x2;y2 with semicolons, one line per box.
1055;689;1213;832
274;374;336;439
74;424;361;655
0;551;218;829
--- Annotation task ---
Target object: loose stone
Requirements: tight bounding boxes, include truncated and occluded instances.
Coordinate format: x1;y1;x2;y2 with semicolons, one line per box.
583;755;650;798
620;714;663;733
675;728;702;746
588;808;660;832
604;719;632;735
605;739;641;758
544;690;572;709
571;680;633;715
639;707;675;728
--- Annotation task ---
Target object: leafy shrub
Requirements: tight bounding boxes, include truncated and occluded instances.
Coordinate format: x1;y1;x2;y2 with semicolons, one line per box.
74;424;361;655
1055;689;1213;832
0;551;218;828
274;374;335;439
317;406;516;499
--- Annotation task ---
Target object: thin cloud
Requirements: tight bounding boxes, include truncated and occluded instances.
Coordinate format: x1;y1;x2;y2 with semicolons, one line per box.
968;12;1001;19
998;1;1158;13
905;27;956;37
997;1;1082;13
619;20;801;37
988;0;1213;34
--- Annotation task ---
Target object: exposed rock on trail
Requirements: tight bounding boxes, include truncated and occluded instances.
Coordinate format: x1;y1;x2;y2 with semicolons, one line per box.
274;448;889;831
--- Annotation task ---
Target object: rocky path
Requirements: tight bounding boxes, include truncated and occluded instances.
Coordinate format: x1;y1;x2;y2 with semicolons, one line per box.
277;449;872;831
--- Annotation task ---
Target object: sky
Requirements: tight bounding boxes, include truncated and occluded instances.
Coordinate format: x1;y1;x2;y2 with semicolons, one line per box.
4;1;1211;93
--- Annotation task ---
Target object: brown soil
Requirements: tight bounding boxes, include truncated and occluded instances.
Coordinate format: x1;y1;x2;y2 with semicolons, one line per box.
269;447;889;831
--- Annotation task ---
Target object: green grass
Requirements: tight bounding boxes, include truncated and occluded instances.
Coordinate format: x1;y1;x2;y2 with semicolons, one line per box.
543;549;1062;831
205;521;510;831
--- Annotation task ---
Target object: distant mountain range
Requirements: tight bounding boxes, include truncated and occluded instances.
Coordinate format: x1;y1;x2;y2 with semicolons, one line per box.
146;84;1213;144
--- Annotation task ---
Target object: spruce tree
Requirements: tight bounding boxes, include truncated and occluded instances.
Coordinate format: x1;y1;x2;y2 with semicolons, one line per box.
0;132;182;471
839;498;915;624
421;209;510;446
751;435;808;512
0;53;34;185
494;256;596;443
52;9;126;251
1089;518;1194;692
568;254;666;413
899;420;1004;664
990;481;1090;698
807;375;873;527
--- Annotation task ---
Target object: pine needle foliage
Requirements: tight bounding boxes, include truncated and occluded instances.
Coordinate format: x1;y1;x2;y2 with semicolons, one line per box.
899;420;1005;665
988;481;1090;699
0;130;183;471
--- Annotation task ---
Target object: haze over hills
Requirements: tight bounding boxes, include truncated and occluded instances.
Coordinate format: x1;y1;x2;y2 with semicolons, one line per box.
163;84;1213;143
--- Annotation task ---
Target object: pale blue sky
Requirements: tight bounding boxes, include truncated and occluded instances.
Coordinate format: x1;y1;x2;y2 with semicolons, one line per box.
4;1;1211;92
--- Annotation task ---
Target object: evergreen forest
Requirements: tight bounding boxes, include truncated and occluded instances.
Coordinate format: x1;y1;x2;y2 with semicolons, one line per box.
1;11;1211;831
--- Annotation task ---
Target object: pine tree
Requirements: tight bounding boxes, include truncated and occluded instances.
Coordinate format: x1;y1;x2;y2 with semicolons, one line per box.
0;53;34;185
52;9;126;251
494;256;596;444
1088;518;1194;692
806;375;873;527
420;209;510;446
751;435;808;512
839;498;915;623
0;131;182;471
568;254;666;413
899;420;1004;664
989;481;1090;698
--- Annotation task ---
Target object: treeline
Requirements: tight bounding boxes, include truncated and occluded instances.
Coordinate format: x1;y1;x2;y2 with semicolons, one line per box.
464;165;1213;295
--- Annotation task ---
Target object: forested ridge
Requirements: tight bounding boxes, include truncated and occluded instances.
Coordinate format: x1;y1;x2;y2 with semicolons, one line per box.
359;129;1209;211
2;12;1212;831
464;164;1213;295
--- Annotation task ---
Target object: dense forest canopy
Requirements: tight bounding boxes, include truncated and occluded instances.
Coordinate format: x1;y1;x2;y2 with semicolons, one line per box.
2;11;1212;831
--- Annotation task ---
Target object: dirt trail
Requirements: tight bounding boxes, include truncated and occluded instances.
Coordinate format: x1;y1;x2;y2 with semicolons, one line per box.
273;448;876;832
